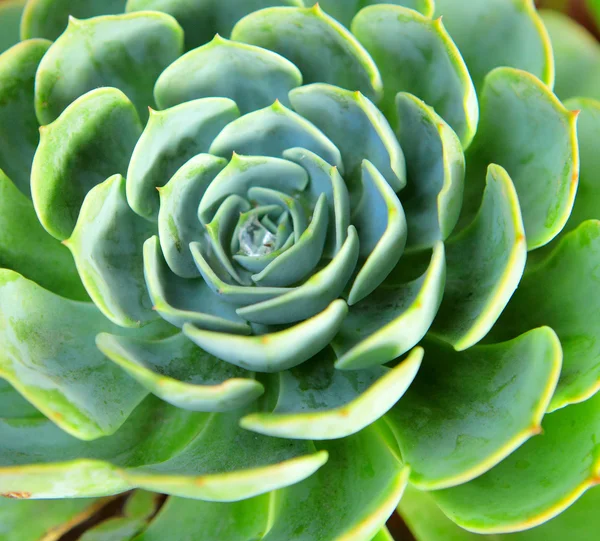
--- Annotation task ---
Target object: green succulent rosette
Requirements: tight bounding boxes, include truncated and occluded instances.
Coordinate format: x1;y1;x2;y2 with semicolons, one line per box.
0;0;599;539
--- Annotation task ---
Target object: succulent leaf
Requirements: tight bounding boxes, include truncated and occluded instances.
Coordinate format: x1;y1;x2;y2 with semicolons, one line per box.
96;332;264;411
184;299;348;372
348;160;407;304
0;38;50;195
210;100;343;170
559;97;600;235
259;425;408;541
137;427;404;541
34;12;184;125
240;346;422;440
386;328;561;490
289;83;406;191
491;220;600;412
541;10;600;101
126;0;304;50
282;148;351;257
128;98;239;220
399;482;600;541
430;164;526;350
231;5;383;103
0;0;25;54
0;395;326;499
333;242;445;370
0;496;107;541
31;87;143;240
461;67;579;251
434;0;554;92
306;1;435;28
351;5;478;147
21;0;127;40
429;390;600;534
0;169;88;301
144;235;252;333
66;175;158;328
198;153;308;224
155;35;303;114
134;494;270;541
395;92;465;250
157;154;228;279
0;269;173;440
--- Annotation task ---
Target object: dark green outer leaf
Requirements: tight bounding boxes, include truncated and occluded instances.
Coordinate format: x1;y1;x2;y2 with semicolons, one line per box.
21;0;127;40
0;169;88;301
0;38;50;196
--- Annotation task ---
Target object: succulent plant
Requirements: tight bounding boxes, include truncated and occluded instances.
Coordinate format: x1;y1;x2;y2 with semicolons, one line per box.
1;0;600;539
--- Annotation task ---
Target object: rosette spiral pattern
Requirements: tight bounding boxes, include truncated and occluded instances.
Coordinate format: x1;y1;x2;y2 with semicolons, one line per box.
0;0;599;540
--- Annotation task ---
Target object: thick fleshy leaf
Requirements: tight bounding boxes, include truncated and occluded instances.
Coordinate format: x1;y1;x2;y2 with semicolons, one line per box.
97;332;264;411
31;87;143;240
155;35;302;114
126;0;304;50
289;83;406;190
430;164;526;350
333;242;445;370
351;5;478;146
462;67;578;250
0;0;25;54
143;235;251;333
283;148;350;257
210;100;343;170
348;160;407;304
231;4;383;102
0;38;50;195
198;153;308;224
127;98;239;220
541;10;600;101
559;97;600;234
434;0;553;92
386;328;561;490
0;169;87;301
136;495;269;541
158;154;228;278
262;424;408;541
21;0;127;40
430;390;600;534
65;175;156;328
491;220;600;412
305;0;434;28
241;346;422;439
395;92;464;250
183;300;348;372
0;270;174;440
0;497;108;541
34;11;183;125
0;395;327;499
236;227;359;324
399;483;600;541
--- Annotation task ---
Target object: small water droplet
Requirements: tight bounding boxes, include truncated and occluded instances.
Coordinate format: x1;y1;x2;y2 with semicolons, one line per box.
239;216;277;256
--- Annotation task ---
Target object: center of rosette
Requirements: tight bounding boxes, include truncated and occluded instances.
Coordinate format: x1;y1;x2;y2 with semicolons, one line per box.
142;91;411;332
238;214;278;257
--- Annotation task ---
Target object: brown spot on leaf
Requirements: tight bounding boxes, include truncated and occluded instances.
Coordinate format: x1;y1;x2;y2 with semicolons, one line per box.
2;491;31;499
